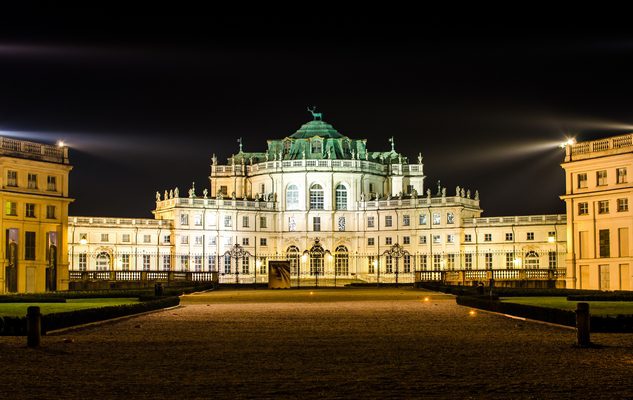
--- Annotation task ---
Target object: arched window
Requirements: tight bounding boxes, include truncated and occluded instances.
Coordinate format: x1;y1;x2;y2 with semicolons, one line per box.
287;246;300;276
95;252;111;271
310;184;324;210
335;184;347;210
286;184;299;209
525;251;539;269
335;245;349;276
310;244;324;276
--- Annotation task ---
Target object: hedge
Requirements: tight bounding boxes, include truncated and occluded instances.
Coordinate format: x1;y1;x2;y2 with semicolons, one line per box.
42;296;180;333
456;295;633;332
419;282;612;298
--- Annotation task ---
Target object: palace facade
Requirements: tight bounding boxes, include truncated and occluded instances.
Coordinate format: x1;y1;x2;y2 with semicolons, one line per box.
66;115;567;287
0;137;72;294
561;133;633;290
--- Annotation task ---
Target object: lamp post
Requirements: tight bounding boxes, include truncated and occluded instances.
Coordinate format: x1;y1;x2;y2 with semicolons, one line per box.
224;243;250;285
382;243;408;288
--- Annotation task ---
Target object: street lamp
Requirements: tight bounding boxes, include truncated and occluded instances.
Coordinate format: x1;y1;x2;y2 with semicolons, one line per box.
382;243;408;287
224;243;251;285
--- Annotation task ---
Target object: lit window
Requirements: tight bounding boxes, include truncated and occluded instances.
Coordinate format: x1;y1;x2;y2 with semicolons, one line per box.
432;235;441;244
309;184;324;210
78;253;87;271
286;184;299;209
402;215;410;226
419;214;427;225
618;198;628;212
446;212;454;224
143;254;151;271
181;235;189;244
163;255;171;271
288;216;296;231
195;236;203;245
194;215;202;226
464;254;473;270
224;215;232;227
121;254;130;270
485;253;493;269
180;214;189;225
505;252;514;268
335;184;347;210
598;200;609;214
338;217;345;231
578;202;588;215
433;213;440;225
311;140;322;154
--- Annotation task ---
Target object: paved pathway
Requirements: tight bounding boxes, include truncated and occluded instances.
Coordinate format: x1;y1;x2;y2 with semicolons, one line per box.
1;288;632;399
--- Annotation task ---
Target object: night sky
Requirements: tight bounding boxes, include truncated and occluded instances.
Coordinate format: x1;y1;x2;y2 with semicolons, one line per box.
2;11;633;218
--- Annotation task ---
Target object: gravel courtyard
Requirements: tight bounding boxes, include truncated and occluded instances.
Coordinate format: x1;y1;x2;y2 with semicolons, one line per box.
1;288;632;399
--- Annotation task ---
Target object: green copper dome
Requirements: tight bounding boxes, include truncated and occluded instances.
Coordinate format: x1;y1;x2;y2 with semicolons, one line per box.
289;120;345;139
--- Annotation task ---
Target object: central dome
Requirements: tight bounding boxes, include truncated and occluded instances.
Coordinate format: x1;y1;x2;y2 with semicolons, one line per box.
289;120;345;139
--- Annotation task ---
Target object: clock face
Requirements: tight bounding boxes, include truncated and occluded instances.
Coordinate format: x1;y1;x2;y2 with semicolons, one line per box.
338;217;345;231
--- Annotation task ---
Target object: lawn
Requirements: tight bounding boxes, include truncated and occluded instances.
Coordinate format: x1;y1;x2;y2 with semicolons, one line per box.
501;296;633;316
0;298;139;317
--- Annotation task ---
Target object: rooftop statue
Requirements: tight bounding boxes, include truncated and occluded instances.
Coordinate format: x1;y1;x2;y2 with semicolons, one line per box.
307;106;322;121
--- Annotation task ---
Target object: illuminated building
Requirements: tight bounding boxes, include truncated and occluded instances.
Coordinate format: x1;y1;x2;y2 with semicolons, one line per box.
0;136;72;293
68;113;567;286
561;133;632;290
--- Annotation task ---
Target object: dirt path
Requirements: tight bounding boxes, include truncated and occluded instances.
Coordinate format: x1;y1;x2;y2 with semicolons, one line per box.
1;288;632;399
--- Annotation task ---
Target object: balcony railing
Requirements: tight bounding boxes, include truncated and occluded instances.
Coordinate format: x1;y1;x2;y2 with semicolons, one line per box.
568;133;633;160
211;159;425;176
0;136;69;164
462;214;565;226
416;268;566;282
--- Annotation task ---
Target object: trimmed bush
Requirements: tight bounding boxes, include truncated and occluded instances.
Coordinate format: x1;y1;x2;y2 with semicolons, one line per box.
42;296;180;333
0;296;66;303
567;293;633;302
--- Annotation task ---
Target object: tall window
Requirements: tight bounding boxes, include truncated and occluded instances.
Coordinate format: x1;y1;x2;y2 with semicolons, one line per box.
180;214;189;225
446;254;454;270
385;216;392;227
7;170;17;187
287;246;300;275
599;229;610;258
404;254;412;273
313;216;321;232
143;254;151;270
259;216;267;228
286;184;299;209
194;256;202;272
46;205;56;219
617;168;627;184
525;251;539;268
24;231;36;260
25;203;35;218
368;256;375;274
446;212;455;224
242;216;249;228
335;184;347;210
433;254;441;270
548;252;557;269
385;256;393;273
485;253;493;269
78;253;87;271
403;215;410;226
310;248;324;275
163;255;171;271
597;170;608;186
419;254;427;270
181;255;189;271
27;173;37;189
309;184;324;210
506;252;514;269
224;254;231;273
335;246;349;275
367;216;375;228
121;254;130;270
577;173;588;188
207;255;214;272
224;215;232;227
47;176;57;191
419;214;427;225
433;212;441;225
241;256;249;274
464;253;472;270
